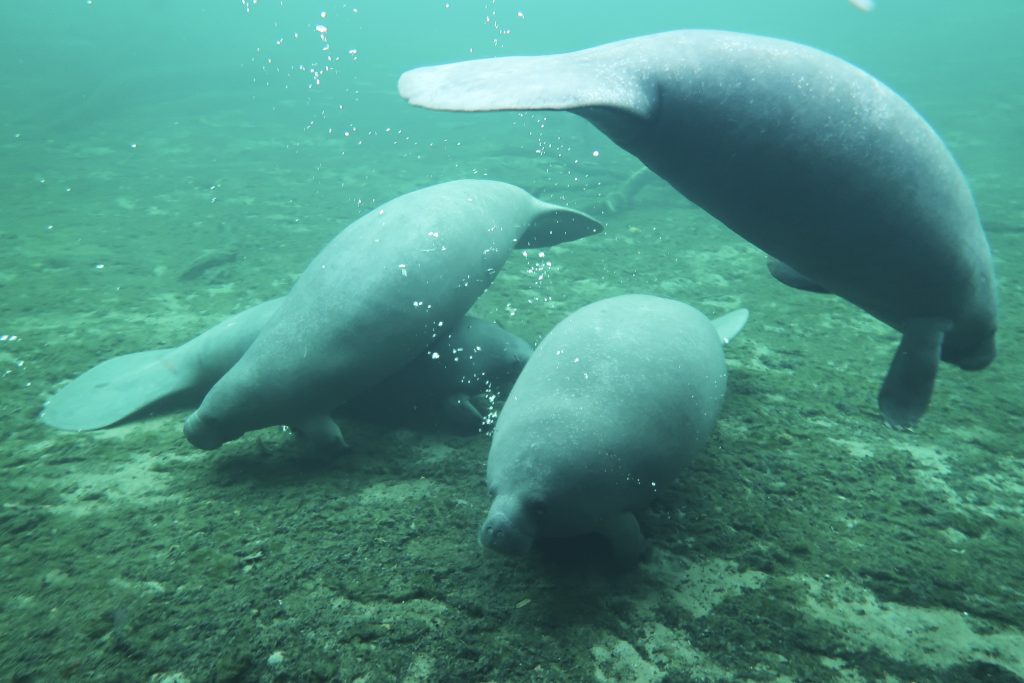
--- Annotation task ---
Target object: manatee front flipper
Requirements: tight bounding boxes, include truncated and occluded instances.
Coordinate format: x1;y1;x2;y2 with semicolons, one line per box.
41;350;193;431
290;414;350;454
767;258;831;294
878;319;951;430
712;309;749;346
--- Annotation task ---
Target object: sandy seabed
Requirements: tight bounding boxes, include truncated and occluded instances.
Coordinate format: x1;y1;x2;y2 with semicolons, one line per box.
1;93;1022;683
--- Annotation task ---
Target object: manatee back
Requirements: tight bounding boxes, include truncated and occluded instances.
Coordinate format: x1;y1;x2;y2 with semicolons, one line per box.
400;30;995;352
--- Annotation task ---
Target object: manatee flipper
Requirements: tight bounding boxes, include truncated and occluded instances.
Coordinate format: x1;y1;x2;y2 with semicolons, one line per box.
711;309;749;346
767;258;831;294
599;167;657;214
290;414;350;453
599;511;648;565
41;350;195;431
515;202;602;249
438;394;486;435
878;319;950;429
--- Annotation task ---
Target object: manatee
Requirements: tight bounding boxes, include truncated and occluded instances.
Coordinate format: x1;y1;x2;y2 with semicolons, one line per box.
41;298;533;436
480;294;748;563
398;30;997;428
353;315;534;434
184;179;600;451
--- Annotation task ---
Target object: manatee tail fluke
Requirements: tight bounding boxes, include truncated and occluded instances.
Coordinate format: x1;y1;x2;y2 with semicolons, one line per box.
712;309;749;345
41;350;194;431
398;48;652;118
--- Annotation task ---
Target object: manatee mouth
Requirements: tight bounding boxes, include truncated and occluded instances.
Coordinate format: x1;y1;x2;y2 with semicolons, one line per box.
478;510;534;556
183;412;227;450
942;330;996;371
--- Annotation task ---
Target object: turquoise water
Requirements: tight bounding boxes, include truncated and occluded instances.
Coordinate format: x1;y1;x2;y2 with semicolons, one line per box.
1;1;1022;681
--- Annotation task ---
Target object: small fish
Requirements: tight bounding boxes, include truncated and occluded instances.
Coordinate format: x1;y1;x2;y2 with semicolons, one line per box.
848;0;876;11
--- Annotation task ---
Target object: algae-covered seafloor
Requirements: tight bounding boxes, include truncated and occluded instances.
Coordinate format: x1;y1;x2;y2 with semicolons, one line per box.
2;6;1024;683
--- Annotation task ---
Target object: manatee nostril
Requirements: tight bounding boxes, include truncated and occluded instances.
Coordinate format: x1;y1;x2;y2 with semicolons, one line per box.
480;521;507;548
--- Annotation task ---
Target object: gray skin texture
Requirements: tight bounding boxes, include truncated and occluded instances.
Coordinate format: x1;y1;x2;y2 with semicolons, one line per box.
398;30;998;428
183;179;600;451
480;294;746;563
41;294;532;437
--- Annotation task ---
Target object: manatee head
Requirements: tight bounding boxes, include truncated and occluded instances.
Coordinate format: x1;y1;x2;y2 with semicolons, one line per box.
481;332;534;394
453;318;534;393
183;411;236;450
500;332;534;371
942;326;996;371
478;493;538;556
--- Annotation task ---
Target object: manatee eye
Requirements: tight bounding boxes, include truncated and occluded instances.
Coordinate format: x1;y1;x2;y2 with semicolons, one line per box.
528;500;546;518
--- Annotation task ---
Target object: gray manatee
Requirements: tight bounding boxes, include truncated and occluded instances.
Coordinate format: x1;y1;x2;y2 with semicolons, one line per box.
352;315;534;434
398;30;997;429
41;298;533;437
480;294;748;563
184;179;600;451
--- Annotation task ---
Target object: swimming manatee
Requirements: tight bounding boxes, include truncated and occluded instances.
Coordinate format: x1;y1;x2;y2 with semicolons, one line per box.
480;294;748;563
183;179;600;451
398;30;997;428
41;298;533;437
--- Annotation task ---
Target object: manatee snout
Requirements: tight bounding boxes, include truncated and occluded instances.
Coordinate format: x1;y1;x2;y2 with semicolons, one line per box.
183;412;231;450
479;496;534;555
505;336;534;369
942;329;996;371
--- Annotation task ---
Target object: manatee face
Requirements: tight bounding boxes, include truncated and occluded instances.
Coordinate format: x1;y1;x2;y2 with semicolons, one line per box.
183;412;241;451
479;493;538;555
437;317;534;396
480;465;619;555
346;316;535;435
472;328;534;401
481;436;664;557
941;325;996;370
